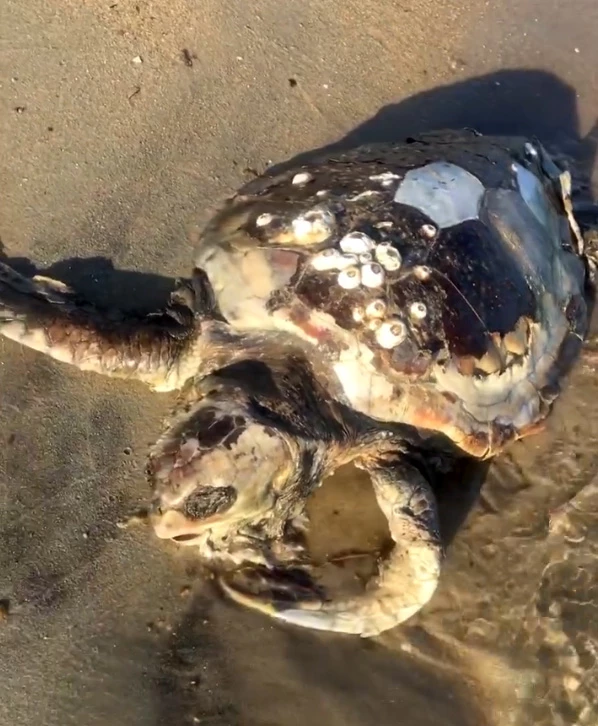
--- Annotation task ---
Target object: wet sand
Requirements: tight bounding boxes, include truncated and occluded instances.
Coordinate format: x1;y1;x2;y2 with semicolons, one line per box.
1;1;598;725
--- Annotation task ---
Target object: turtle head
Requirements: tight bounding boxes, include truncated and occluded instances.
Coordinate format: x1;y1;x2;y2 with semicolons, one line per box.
146;362;328;569
148;397;298;550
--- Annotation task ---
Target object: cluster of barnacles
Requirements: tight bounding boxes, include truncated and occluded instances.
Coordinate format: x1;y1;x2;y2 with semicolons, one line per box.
255;168;441;351
309;231;430;349
309;231;401;288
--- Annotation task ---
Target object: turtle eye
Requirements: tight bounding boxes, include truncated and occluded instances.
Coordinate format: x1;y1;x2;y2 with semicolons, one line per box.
181;485;238;520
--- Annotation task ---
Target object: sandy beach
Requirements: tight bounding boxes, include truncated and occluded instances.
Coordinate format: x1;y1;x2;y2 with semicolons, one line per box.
2;1;598;724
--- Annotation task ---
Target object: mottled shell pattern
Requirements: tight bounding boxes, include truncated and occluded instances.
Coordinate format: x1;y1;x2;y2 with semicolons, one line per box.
195;130;588;458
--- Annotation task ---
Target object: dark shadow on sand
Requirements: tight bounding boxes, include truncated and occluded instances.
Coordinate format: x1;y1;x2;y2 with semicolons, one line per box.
269;68;598;191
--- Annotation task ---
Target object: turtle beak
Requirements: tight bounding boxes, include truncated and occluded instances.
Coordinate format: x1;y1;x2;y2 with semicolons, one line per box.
150;507;226;545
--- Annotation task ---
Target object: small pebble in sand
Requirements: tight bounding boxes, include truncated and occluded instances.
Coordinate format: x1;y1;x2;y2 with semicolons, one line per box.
132;55;143;64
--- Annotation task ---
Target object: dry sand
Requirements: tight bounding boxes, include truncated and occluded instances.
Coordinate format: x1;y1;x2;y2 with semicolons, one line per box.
2;1;598;725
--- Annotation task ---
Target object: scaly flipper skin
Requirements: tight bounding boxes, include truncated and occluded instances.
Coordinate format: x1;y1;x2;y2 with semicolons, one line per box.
0;261;208;391
220;456;442;638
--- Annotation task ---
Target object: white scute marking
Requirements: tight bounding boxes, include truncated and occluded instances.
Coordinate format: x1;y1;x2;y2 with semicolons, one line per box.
512;162;555;231
393;162;485;228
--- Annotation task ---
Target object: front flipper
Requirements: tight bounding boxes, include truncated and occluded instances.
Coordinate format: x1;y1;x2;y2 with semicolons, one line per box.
220;456;443;637
0;261;207;391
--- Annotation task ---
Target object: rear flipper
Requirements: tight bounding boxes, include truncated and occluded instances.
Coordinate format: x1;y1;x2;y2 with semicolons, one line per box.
219;456;443;637
0;261;207;391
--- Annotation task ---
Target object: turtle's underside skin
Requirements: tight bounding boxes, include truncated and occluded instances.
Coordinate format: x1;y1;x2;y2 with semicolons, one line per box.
0;129;595;637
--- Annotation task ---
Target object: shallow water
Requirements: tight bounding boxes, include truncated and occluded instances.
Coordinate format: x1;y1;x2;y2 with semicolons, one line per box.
1;0;598;725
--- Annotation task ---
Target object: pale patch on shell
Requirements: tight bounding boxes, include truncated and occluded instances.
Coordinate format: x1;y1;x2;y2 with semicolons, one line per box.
368;318;382;331
376;320;407;348
409;302;427;320
361;262;385;288
375;221;393;229
256;213;274;227
359;252;373;264
339;232;374;255
370;171;401;187
365;300;386;319
338;266;361;289
374;244;402;272
393;161;485;228
512;162;555;232
292;171;313;186
524;143;538;158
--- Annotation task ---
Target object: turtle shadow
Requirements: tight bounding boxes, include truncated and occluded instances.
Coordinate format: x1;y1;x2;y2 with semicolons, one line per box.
269;67;598;199
151;584;488;726
0;249;179;314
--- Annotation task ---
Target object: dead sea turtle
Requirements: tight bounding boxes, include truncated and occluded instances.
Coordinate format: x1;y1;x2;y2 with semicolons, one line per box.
0;129;595;637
